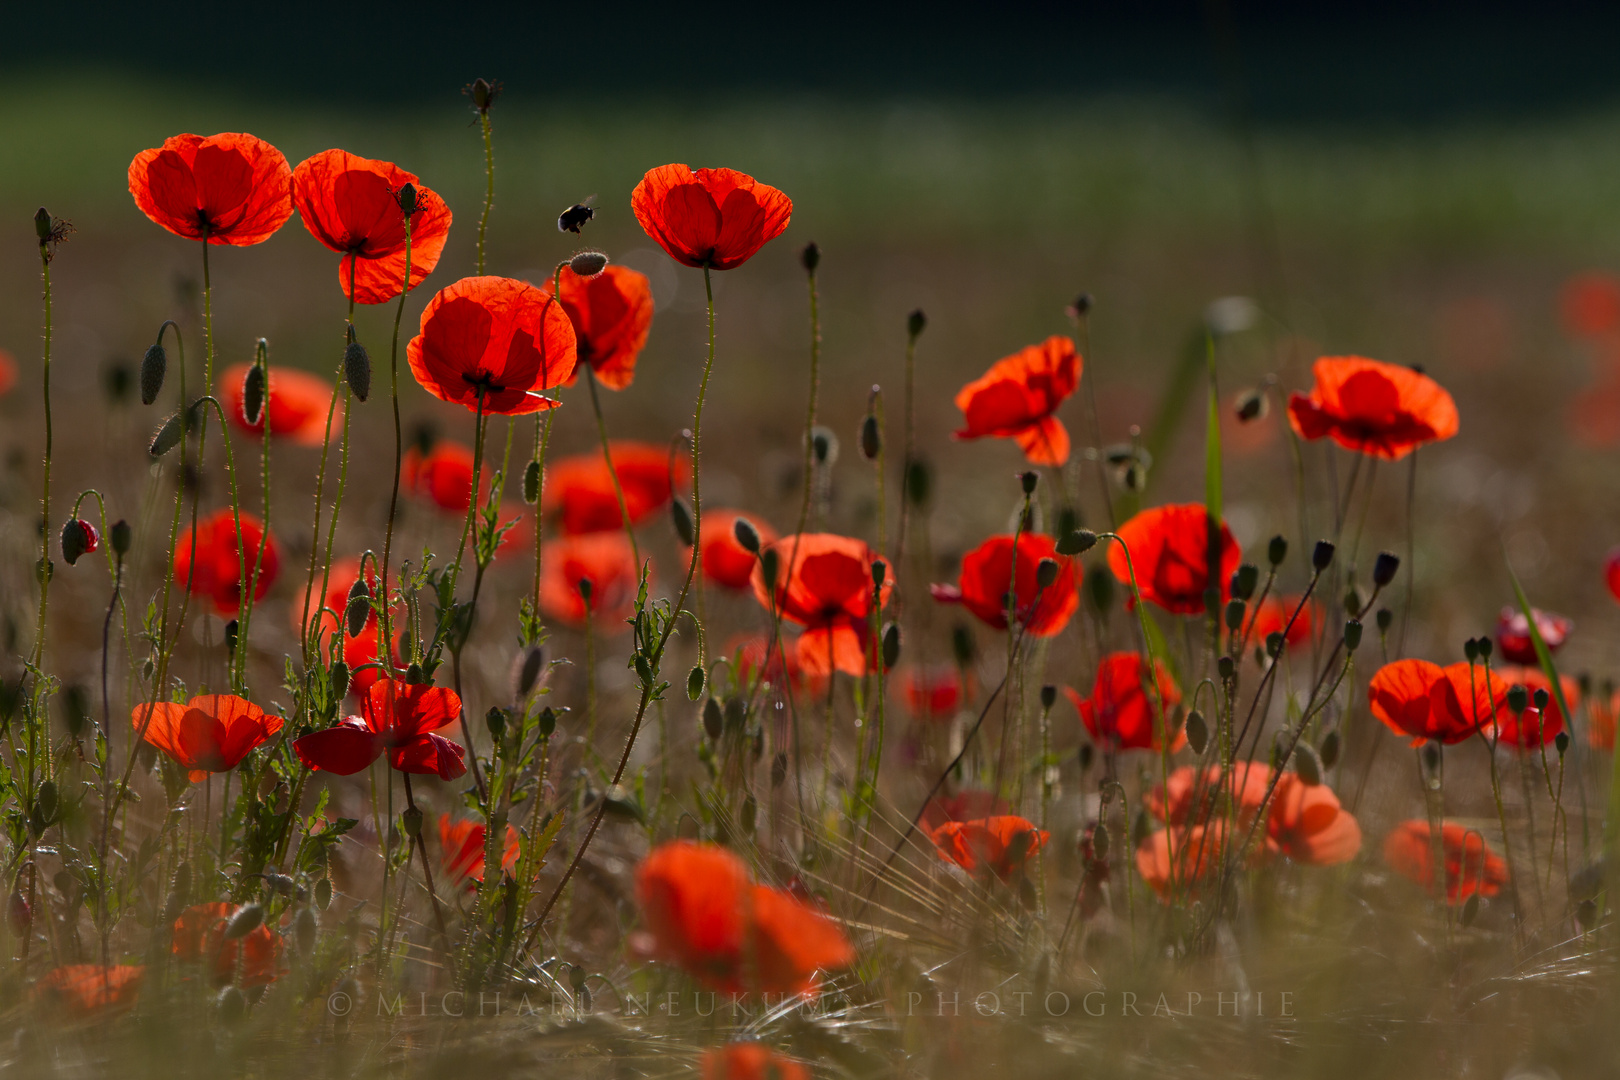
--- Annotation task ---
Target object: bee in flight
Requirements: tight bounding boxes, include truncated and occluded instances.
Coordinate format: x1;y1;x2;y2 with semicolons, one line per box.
557;197;596;234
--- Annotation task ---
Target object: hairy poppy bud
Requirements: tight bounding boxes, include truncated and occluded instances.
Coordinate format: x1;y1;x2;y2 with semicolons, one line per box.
732;517;760;555
569;250;608;277
871;560;886;589
217;986;246;1022
1231;563;1259;601
951;623;975;667
60;519;98;566
1294;744;1323;786
703;698;723;741
1343;585;1363;615
1185;710;1209;755
760;548;780;594
34;206;52;242
859;413;881;460
1040;685;1057;711
345;579;371;638
1319;729;1341;768
396;183;418;216
800;242;820;272
686;665;705;701
344;336;371;402
906;459;932;506
485;706;507;741
140;341;167;405
1268;535;1288;567
400;807;422;838
1056;529;1097;555
634;652;654;687
908;309;927;339
405;662;426;685
1020;471;1039;496
149;411;184;457
1311;540;1335;572
523;460;541;504
882;622;901;669
671;496;695;547
223;903;264;940
1507;684;1529;714
1344;619;1363;651
110;519;131;557
1234;388;1268;423
330;661;350;700
1036;557;1059;590
242;361;266;426
1224;600;1245;632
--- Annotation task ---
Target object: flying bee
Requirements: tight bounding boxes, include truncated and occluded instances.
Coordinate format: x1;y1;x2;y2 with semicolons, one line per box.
557;196;597;234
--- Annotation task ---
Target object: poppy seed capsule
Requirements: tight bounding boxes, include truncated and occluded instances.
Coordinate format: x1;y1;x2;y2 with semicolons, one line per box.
1231;563;1259;601
908;309;927;338
1224;600;1245;631
1020;471;1039;496
1265;632;1285;658
1311;540;1335;572
569;251;608;277
1373;551;1400;588
344;338;371;402
485;706;507;740
671;496;695;547
732;516;760;555
243;363;266;426
1556;731;1570;755
538;706;556;737
1268;535;1288;567
1533;687;1549;711
871;560;886;589
468;77;499;112
1376;607;1393;632
1036;557;1060;590
149;411;184;457
34;206;51;242
859;414;881;460
1218;655;1235;680
1507;684;1529;713
1344;619;1363;651
800;242;820;272
60;519;98;566
140;341;167;405
811;427;836;465
1477;636;1492;660
1040;684;1057;711
110;519;131;557
400;806;422;838
1463;638;1480;662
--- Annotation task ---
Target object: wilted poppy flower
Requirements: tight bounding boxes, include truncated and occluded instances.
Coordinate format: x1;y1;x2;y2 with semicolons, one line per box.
1109;504;1241;616
1135;824;1235;898
631;165;792;270
171;902;282;988
1560;272;1620;339
928;816;1049;882
1495;607;1571;665
541;265;654;390
1065;652;1183;752
953;336;1081;466
291;149;452;304
633;841;853;996
751;534;891;677
697;509;776;590
408;276;577;415
293;678;466;780
539;533;643;629
128;133;292;245
919;791;1009;832
173;509;281;616
943;533;1079;636
543;442;684;535
1287;356;1458;461
1368;659;1502;746
1382;820;1508;904
438;816;522;887
402;440;486;514
1266;774;1361;866
1491;665;1581;746
1146;762;1273;825
701;1044;810;1080
132;693;282;782
220;363;338;446
896;663;970;722
1244;595;1318;650
36;965;144;1016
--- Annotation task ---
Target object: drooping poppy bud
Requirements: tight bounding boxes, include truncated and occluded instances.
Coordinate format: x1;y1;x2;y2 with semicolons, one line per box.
882;622;901;669
61;519;99;566
1231;563;1259;600
344;331;371;402
1020;471;1039;496
671;496;695;547
141;341;167;405
523;460;541;504
150;412;184;457
1056;529;1098;555
569;251;608;277
732;516;761;556
223;904;264;940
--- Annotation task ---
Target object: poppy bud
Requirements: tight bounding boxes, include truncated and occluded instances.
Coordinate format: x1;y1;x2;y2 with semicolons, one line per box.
1186;710;1209;755
294;906;317;957
538;707;556;737
1092;821;1111;862
60;519;98;566
1376;607;1393;632
1036;557;1060;590
1056;529;1098;555
1507;685;1528;714
1218;655;1235;680
569;251;608;277
1318;729;1341;769
1234;388;1268;423
771;751;788;788
34;206;51;242
1231;563;1259;601
1422;742;1441;778
871;560;887;590
703;698;723;741
723;696;746;732
105;361;134;404
223;903;264;940
671;496;695;547
1203;587;1221;615
512;645;545;699
1344;619;1363;651
1068;292;1094;318
466;77;500;113
223;619;239;657
1224;600;1245;632
800;242;820;273
1533;687;1549;711
576;577;593;606
345;584;371;639
1477;637;1492;660
396;183;418;216
760;548;780;594
1460;891;1480;928
140;341;167;405
1463;638;1480;662
906;459;932;506
1036;685;1056;712
330;661;350;700
243;362;266;426
110;519;131;557
908;309;927;339
1294;744;1323;786
732;517;760;555
1311;540;1335;572
149;411;184;457
522;459;542;504
811;427;837;465
741;794;758;835
1265;632;1285;658
634;652;654;687
859;414;881;460
1078;742;1094;772
485;706;507;741
686;665;705;701
951;623;975;667
1267;535;1288;567
1372;551;1400;588
882;622;901;669
405;662;426;685
1556;731;1570;755
344;336;371;403
1020;471;1039;496
400;806;423;838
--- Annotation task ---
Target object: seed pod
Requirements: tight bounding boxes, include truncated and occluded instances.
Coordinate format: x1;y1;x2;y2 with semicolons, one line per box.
811;427;836;465
140;341;167;405
703;698;723;741
1312;540;1335;572
1294;744;1322;786
1020;471;1039;496
1265;632;1285;659
882;622;901;669
1056;529;1097;555
1218;655;1236;680
1035;558;1059;590
396;183;418;216
330;661;350;701
1231;563;1259;601
1319;729;1341;769
400;806;423;838
468;77;499;112
485;706;507;741
686;665;705;701
294;905;317;956
859;414;881;460
800;242;820;272
907;309;927;338
1224;600;1246;632
1507;684;1528;714
1463;637;1480;662
1185;710;1209;755
1477;637;1493;660
1040;685;1057;711
344;337;371;402
110;519;131;557
1556;731;1570;755
223;903;264;940
149;411;184;457
1373;551;1400;588
1344;619;1363;651
1267;535;1288;567
1533;687;1549;712
569;251;608;277
732;517;760;555
243;362;266;426
538;707;556;737
871;560;886;589
1376;607;1393;632
671;497;695;547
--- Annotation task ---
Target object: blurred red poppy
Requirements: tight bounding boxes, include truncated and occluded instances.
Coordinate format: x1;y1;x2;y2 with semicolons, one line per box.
171;902;283;987
919;791;1009;832
1494;606;1571;665
1491;665;1580;746
539;533;643;629
928;816;1048;882
293;678;466;780
631;165;792;270
544;443;685;535
1382;820;1508;904
172;509;280;616
953;336;1080;466
697;509;776;590
1146;762;1272;825
128;133;292;245
1265;774;1361;866
132;693;282;783
541;265;654;390
438;816;522;887
1560;272;1620;339
1109;504;1241;616
1368;659;1502;746
1588;685;1620;750
701;1044;810;1080
944;532;1079;636
750;534;891;677
1607;546;1620;604
402;440;486;514
1066;652;1183;752
0;348;15;396
1243;594;1318;650
35;965;144;1016
728;634;819;695
291;149;452;304
1135;824;1234;898
408;276;577;415
896;663;970;722
1287;356;1458;461
220;363;338;446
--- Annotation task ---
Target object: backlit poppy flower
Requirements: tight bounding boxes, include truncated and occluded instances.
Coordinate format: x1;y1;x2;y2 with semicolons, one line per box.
701;1044;810;1080
291;149;452;304
631;165;792;271
407;276;577;415
1286;356;1459;461
0;348;15;396
1588;685;1620;750
342;619;408;698
1491;665;1581;745
1265;774;1362;866
1244;594;1318;650
896;663;970;722
1495;607;1571;665
696;509;776;590
1109;504;1241;616
541;265;654;390
1145;762;1273;825
945;533;1079;636
1065;652;1183;752
35;965;144;1016
220;363;338;446
402;440;487;514
928;816;1049;882
1560;272;1620;338
1135;824;1234;898
171;902;283;987
1368;659;1503;746
293;678;466;781
919;791;1009;832
438;816;522;887
539;533;643;629
131;693;283;782
173;509;281;616
128;133;292;245
750;534;891;677
1382;820;1508;904
953;336;1080;466
543;442;685;535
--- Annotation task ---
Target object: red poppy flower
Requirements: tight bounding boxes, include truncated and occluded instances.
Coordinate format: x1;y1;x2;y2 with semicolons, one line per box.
631;165;792;270
1066;652;1183;752
1494;607;1571;665
702;1044;810;1080
696;509;776;590
132;694;282;782
929;816;1049;882
438;816;522;887
342;619;407;698
751;534;891;678
1560;272;1620;338
539;533;644;629
291;149;452;305
1607;547;1620;604
1145;762;1273;826
293;678;466;780
544;442;685;535
940;532;1079;636
1590;686;1620;750
1243;594;1318;650
1382;820;1508;904
1287;356;1459;461
1265;774;1361;866
1109;504;1241;616
128;133;292;245
1135;824;1235;898
540;265;655;390
896;663;970;722
402;440;487;514
0;348;16;396
220;363;338;446
1368;659;1502;746
1491;665;1581;746
173;509;281;616
953;336;1080;466
919;791;1009;832
35;965;144;1016
171;902;283;987
407;276;577;415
